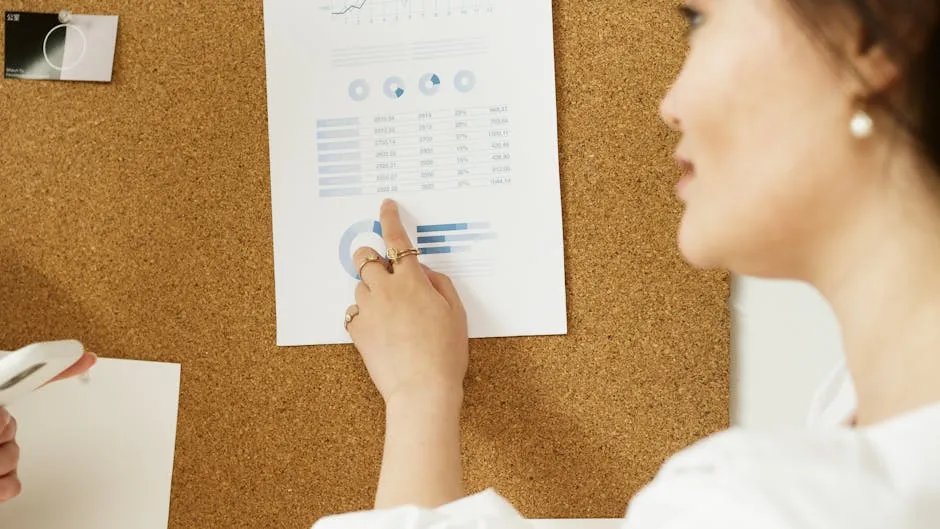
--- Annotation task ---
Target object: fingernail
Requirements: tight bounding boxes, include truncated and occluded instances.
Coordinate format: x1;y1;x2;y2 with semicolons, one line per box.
0;408;9;428
382;198;396;208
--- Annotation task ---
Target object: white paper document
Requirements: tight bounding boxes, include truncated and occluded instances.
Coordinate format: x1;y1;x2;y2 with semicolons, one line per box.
263;0;567;346
0;358;180;529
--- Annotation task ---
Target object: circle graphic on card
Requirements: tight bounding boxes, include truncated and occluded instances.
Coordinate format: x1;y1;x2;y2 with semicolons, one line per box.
419;73;441;96
43;23;87;71
348;79;370;102
383;76;406;99
454;70;476;93
339;220;385;279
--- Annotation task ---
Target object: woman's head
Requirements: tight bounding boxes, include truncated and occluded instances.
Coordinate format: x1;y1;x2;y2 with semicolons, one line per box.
660;0;940;281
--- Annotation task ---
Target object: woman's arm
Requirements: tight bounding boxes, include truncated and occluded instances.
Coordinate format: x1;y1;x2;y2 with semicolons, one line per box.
375;387;465;509
343;200;470;509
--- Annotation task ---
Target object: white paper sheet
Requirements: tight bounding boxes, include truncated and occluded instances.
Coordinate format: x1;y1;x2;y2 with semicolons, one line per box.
263;0;568;345
0;358;180;529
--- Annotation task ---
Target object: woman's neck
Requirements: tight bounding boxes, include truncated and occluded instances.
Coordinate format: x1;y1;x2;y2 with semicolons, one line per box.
813;187;940;427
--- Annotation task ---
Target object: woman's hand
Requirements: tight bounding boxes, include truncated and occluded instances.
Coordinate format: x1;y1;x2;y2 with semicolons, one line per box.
0;406;20;503
346;199;469;406
345;199;470;509
0;350;96;504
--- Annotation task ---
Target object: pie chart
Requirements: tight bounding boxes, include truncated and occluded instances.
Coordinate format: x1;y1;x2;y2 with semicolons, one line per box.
419;73;441;96
383;76;406;99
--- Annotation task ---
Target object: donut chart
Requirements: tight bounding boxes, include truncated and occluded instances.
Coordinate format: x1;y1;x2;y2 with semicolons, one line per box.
383;76;406;99
419;73;441;96
454;70;476;93
338;219;384;279
348;79;370;101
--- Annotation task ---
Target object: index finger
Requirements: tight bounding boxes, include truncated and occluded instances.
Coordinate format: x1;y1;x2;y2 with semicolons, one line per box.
48;352;96;384
379;199;422;274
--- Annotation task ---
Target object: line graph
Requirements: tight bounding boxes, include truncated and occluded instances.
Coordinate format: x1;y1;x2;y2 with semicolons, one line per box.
332;0;369;15
325;0;494;24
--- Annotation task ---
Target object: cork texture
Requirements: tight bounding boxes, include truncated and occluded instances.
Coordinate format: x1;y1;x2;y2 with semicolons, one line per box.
0;1;730;526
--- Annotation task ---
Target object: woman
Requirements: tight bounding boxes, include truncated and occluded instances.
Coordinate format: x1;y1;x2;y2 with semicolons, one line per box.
323;0;940;526
0;351;96;504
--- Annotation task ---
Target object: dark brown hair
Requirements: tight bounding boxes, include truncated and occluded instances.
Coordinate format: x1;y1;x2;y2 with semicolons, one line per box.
783;0;940;174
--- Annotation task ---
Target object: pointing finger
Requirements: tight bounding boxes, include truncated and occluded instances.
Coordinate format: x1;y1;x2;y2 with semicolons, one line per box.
379;199;422;274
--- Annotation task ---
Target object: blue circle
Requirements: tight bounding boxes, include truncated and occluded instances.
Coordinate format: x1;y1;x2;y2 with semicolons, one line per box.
348;79;370;102
383;76;406;99
454;70;476;93
419;73;441;96
339;219;383;279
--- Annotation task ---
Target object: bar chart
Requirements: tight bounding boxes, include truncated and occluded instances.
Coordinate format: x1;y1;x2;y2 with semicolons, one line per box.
337;219;497;279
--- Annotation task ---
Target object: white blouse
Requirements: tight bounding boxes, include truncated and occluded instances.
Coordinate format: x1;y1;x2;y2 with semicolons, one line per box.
311;363;940;528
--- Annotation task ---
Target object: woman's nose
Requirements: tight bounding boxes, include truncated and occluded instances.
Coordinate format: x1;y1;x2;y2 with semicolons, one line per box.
659;87;681;132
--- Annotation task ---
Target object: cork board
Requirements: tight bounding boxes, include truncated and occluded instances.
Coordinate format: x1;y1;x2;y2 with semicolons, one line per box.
0;1;730;527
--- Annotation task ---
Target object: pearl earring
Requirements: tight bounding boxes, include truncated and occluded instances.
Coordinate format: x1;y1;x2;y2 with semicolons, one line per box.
850;110;874;139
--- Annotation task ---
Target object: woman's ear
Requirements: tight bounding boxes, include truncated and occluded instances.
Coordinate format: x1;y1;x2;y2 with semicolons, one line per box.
852;42;900;96
818;8;897;99
842;4;938;98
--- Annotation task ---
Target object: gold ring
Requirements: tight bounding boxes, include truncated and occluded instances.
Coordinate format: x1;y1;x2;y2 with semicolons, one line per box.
344;306;359;330
386;247;420;263
357;254;385;278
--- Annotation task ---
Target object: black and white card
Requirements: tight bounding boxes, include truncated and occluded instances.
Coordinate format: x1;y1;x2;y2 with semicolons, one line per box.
4;11;119;82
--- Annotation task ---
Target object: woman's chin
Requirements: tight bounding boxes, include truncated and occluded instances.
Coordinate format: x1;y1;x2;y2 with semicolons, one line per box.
676;217;721;270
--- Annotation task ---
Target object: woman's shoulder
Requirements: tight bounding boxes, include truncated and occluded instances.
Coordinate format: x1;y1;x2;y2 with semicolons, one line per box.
625;400;940;529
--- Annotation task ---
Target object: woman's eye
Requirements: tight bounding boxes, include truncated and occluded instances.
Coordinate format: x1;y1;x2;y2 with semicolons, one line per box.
678;4;704;33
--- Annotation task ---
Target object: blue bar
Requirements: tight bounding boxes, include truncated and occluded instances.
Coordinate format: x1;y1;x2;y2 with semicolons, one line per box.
317;129;359;139
319;175;363;185
319;152;362;163
317;117;360;128
419;246;456;255
416;222;490;233
418;224;466;233
318;141;362;151
417;232;496;244
418;245;472;255
318;165;361;175
319;187;363;198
